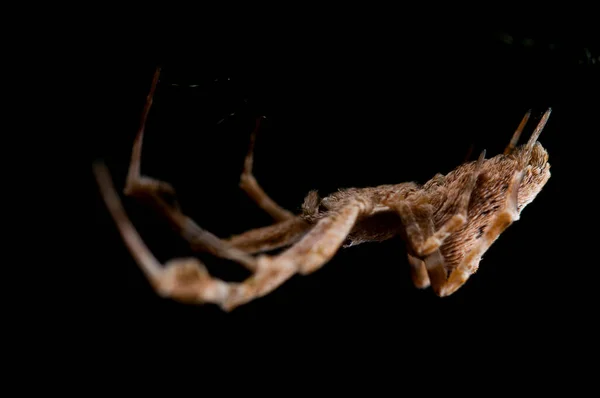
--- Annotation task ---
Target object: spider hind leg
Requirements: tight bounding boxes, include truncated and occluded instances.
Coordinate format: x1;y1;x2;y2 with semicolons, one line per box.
94;162;370;311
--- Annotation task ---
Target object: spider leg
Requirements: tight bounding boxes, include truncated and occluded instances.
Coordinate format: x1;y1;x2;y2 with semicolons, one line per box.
393;203;447;293
239;117;295;222
124;172;260;271
95;162;241;305
124;68;298;270
225;216;311;254
407;252;430;289
124;169;305;261
96;162;367;311
223;198;372;310
119;67;260;271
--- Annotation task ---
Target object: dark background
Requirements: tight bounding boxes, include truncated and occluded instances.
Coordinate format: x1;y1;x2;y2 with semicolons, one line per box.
91;22;598;371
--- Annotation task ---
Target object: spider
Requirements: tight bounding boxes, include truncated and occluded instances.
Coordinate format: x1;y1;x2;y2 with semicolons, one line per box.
93;67;552;312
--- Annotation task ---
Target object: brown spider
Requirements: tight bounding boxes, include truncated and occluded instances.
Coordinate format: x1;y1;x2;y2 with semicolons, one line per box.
93;67;552;312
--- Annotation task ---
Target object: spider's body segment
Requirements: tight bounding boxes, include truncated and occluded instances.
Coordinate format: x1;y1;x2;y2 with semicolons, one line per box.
303;140;550;275
94;67;551;311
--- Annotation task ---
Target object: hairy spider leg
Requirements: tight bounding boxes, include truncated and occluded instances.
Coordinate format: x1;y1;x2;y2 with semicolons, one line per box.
95;162;371;311
121;67;309;266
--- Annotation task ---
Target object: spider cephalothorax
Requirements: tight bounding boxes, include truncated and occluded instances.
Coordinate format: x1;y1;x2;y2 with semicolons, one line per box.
94;67;552;311
428;138;550;279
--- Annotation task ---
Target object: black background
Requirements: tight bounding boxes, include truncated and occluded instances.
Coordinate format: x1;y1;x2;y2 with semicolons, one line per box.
91;21;598;375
